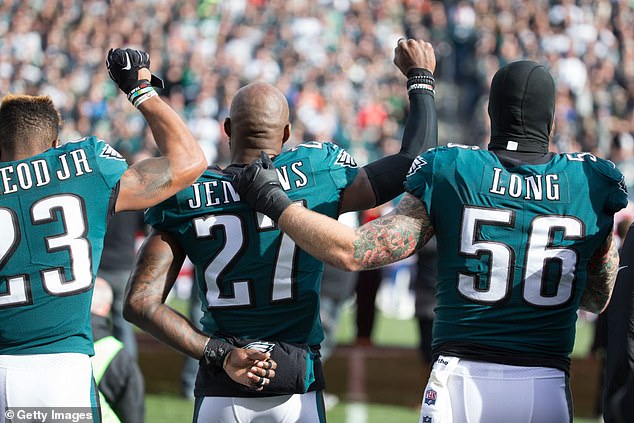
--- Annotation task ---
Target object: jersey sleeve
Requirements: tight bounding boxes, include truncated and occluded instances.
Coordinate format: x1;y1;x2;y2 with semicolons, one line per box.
591;157;629;213
404;147;439;213
144;198;176;230
88;137;128;189
320;142;360;191
144;204;164;228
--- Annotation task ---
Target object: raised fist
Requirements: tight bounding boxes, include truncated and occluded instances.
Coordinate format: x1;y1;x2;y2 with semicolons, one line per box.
394;39;436;77
106;48;163;94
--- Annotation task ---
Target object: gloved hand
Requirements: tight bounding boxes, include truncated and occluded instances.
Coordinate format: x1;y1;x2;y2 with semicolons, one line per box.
106;47;164;94
227;152;293;221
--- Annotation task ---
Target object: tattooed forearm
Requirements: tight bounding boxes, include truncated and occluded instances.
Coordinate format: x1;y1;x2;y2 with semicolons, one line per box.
581;232;619;313
153;306;208;359
124;232;208;359
353;193;434;269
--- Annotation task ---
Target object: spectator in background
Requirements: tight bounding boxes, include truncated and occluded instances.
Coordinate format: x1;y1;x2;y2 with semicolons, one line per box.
318;213;360;410
320;213;360;361
354;207;384;347
91;277;145;423
413;236;437;367
98;202;145;359
181;262;204;400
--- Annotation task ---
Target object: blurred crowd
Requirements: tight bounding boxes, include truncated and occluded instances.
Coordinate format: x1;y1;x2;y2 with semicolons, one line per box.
1;0;634;187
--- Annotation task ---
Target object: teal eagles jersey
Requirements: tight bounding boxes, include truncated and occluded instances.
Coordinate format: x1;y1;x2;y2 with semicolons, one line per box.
0;137;127;355
406;144;628;365
146;141;359;346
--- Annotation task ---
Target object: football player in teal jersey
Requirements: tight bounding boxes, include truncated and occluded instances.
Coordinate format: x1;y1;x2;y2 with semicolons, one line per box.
0;48;208;419
123;38;437;422
236;60;628;423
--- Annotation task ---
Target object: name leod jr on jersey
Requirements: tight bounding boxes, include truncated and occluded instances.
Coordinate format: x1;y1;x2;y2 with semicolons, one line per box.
0;149;94;194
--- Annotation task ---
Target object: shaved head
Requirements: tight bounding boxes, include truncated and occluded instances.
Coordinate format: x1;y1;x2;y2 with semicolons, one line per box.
225;82;290;162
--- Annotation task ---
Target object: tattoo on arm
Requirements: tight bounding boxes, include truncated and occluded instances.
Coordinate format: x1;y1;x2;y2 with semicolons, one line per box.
582;232;619;313
353;194;434;268
126;158;173;201
126;232;207;359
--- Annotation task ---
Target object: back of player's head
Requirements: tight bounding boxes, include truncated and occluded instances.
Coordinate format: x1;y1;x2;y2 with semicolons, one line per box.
487;60;555;154
0;94;61;154
225;82;290;152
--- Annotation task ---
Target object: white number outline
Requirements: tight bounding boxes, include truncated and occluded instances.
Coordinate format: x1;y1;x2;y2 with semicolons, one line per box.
195;206;302;309
458;206;584;307
0;194;94;308
0;208;31;308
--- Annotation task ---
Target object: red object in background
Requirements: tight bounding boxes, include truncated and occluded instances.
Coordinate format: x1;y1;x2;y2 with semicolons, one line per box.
356;102;388;129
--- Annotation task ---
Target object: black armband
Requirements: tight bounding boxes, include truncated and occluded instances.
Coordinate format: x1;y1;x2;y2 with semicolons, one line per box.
202;338;235;369
401;68;437;159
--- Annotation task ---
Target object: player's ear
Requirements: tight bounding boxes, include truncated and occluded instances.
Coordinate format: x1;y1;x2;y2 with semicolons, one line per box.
52;138;60;148
282;123;291;145
223;117;232;138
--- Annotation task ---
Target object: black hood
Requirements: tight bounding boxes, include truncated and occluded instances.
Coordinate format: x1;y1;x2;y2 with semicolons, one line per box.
488;60;555;154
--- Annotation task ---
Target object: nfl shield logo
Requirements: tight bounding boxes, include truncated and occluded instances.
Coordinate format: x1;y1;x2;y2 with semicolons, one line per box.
422;417;432;423
424;389;437;406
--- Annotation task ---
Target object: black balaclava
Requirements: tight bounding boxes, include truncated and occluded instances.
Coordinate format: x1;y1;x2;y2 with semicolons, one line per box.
487;60;555;154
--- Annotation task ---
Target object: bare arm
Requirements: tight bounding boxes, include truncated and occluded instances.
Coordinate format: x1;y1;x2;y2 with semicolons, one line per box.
581;231;620;314
124;230;275;388
278;193;434;271
123;229;208;358
115;70;207;212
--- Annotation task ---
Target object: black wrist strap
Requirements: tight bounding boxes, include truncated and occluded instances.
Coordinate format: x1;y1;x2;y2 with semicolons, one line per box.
202;338;235;368
263;188;293;222
407;68;433;79
406;68;435;96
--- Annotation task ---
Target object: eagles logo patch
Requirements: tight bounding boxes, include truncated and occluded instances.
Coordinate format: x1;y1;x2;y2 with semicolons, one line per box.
407;156;427;177
244;341;275;353
100;144;126;161
335;150;358;168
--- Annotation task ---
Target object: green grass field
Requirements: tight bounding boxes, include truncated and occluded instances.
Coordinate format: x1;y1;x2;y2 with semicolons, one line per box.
142;301;602;422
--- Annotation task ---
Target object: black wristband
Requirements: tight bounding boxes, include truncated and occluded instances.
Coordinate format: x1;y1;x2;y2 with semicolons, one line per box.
406;68;435;96
261;188;294;222
127;80;158;108
202;338;235;369
407;68;433;79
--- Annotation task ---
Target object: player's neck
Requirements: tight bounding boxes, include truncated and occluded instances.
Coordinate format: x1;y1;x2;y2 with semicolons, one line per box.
231;148;278;165
1;149;46;162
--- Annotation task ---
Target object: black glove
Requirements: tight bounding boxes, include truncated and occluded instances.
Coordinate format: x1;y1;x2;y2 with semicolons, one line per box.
228;152;293;222
106;48;164;94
